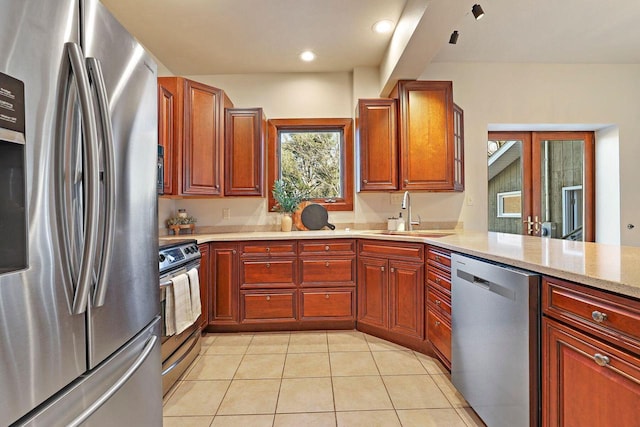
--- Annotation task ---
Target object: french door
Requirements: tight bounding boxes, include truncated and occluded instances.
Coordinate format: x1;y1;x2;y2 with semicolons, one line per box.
487;131;594;241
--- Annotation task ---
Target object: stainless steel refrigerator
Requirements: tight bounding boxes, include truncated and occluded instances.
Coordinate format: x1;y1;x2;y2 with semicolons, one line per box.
0;0;161;425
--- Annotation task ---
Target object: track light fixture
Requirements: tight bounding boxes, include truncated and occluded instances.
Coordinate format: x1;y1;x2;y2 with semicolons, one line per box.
449;30;459;44
472;4;485;20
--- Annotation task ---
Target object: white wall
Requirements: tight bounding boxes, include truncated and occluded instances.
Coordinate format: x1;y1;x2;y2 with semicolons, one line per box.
595;126;621;245
420;62;640;246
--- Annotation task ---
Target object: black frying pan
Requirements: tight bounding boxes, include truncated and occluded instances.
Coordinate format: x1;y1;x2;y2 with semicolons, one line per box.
301;203;335;230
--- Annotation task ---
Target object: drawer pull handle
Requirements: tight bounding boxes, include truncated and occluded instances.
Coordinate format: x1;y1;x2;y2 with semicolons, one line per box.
594;353;610;367
325;245;330;251
325;294;330;299
325;262;330;267
592;311;608;323
266;295;271;301
266;263;271;268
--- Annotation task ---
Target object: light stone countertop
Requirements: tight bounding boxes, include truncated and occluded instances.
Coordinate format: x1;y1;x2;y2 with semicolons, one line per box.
161;229;640;300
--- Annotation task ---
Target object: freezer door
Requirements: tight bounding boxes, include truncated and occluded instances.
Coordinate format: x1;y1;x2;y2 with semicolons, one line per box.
18;317;162;427
0;1;88;425
81;0;160;368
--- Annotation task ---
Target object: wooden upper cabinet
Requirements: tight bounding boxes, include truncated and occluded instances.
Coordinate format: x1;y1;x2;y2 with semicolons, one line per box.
224;108;265;196
158;82;176;195
157;77;233;197
390;80;463;192
356;99;398;191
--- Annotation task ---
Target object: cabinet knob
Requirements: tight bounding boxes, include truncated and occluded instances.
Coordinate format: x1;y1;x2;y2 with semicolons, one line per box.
404;179;409;185
591;311;608;323
363;179;368;184
215;184;220;189
435;255;441;262
435;320;441;327
435;300;441;305
381;266;385;272
255;185;259;189
266;247;270;252
390;267;395;273
325;262;330;267
325;245;330;251
266;263;271;268
435;277;441;284
232;249;236;254
266;295;271;301
593;353;610;367
325;294;330;299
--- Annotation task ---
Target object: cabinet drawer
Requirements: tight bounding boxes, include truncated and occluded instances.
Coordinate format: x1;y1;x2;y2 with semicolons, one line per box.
358;240;424;261
543;277;640;353
241;259;296;288
427;286;451;318
298;239;355;255
427;308;451;365
241;241;297;257
241;291;296;321
299;258;355;287
300;289;355;319
426;246;451;270
426;267;451;294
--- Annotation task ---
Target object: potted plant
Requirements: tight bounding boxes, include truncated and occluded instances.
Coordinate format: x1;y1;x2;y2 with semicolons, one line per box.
272;179;305;231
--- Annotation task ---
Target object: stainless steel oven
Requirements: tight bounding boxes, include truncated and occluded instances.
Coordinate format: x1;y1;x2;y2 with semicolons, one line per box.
159;238;202;395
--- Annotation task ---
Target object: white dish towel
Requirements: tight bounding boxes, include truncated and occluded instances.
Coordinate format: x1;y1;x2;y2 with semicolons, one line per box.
187;268;202;323
168;272;194;335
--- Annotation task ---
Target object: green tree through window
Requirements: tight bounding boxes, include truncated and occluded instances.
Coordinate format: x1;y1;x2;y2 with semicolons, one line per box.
279;131;342;199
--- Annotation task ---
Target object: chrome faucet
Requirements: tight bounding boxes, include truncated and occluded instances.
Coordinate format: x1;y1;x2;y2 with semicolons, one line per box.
401;190;421;231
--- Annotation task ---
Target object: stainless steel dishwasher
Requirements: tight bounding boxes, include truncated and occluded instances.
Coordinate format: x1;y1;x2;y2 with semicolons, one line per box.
451;254;541;427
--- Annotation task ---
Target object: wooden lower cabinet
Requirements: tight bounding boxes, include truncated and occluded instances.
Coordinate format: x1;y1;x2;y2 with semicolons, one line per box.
208;243;239;326
388;260;424;339
357;241;425;350
241;290;296;322
425;246;452;368
300;288;355;320
543;317;640;427
197;243;210;329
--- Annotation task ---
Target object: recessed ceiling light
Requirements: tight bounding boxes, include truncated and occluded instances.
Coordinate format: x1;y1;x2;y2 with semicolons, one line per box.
300;50;316;62
372;20;394;34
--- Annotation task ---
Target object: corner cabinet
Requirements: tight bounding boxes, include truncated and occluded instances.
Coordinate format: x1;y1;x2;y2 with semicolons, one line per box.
542;276;640;426
157;77;233;197
224;108;265;196
357;240;425;350
391;80;463;192
356;99;398;191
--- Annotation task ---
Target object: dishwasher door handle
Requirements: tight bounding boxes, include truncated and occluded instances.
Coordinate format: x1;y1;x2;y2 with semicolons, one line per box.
456;269;516;301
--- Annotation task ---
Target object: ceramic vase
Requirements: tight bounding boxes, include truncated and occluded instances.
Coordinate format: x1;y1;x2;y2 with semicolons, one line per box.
281;213;293;232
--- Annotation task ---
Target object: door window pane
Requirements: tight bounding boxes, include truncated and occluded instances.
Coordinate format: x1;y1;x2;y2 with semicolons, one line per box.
488;140;523;234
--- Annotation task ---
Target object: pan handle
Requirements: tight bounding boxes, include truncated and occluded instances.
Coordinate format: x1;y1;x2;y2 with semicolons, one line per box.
326;223;336;230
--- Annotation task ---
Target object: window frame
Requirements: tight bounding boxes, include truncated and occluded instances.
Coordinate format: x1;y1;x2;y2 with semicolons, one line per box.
267;118;354;211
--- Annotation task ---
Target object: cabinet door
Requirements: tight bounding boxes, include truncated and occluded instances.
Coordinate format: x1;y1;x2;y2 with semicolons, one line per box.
158;80;177;195
224;108;265;196
209;243;239;325
197;243;210;329
357;99;398;191
357;257;388;329
453;103;464;191
543;318;640;427
182;79;224;196
389;260;424;339
427;308;451;367
393;80;457;191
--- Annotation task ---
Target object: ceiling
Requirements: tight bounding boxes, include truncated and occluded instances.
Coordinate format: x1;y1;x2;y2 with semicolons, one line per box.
102;0;640;77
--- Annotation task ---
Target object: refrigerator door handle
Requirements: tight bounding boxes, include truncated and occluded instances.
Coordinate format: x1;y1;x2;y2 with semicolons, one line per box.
66;335;158;427
64;42;101;315
86;57;116;308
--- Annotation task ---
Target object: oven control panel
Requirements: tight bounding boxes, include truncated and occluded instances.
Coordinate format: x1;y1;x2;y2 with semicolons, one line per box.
159;242;200;273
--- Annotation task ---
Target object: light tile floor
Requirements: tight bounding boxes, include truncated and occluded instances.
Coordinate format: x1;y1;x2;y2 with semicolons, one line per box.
163;330;486;427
